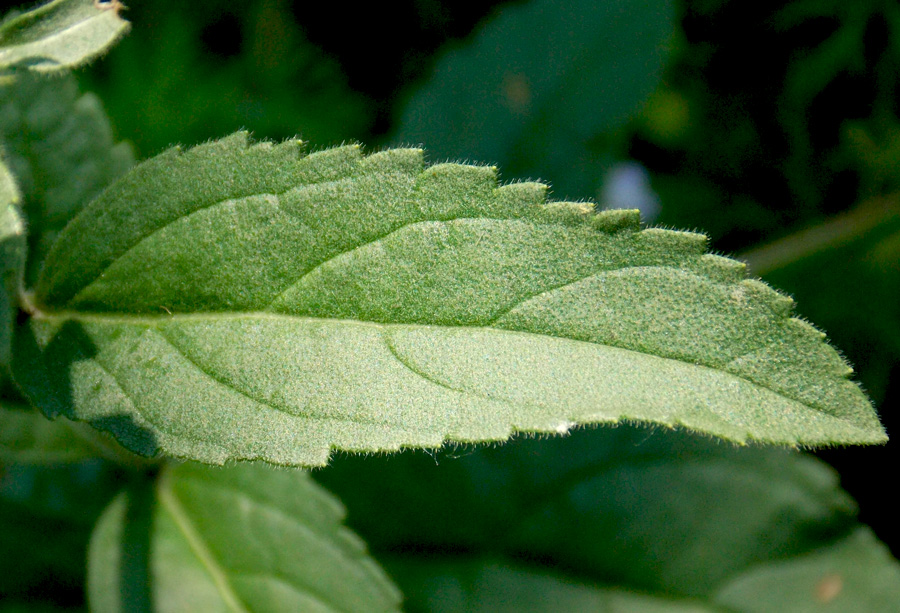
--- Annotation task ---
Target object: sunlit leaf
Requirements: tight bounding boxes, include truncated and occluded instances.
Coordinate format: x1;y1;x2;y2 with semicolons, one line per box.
13;133;884;466
0;157;24;370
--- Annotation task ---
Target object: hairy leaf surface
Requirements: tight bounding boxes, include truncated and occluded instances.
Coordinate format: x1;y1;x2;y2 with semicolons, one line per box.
0;157;24;370
14;133;885;465
0;0;129;74
0;70;134;283
87;461;401;613
318;426;900;611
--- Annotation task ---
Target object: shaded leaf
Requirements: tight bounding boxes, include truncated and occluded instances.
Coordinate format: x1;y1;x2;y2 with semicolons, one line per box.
389;559;711;613
87;461;401;612
714;529;900;611
13;133;884;466
316;426;900;611
0;458;121;598
0;400;122;464
0;70;134;283
0;156;24;369
0;0;129;74
394;0;675;200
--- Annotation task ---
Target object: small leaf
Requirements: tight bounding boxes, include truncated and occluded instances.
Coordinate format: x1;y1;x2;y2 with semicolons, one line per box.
87;461;401;613
394;0;676;200
0;0;129;74
0;156;25;370
0;70;134;283
13;133;885;466
317;426;900;611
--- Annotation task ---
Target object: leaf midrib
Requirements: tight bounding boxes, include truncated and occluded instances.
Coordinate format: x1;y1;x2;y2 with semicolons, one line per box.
177;475;369;613
157;471;251;613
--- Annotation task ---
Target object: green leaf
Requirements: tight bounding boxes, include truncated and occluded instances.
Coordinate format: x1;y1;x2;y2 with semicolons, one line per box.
0;156;24;370
0;0;129;74
714;529;900;612
87;461;401;613
0;400;121;464
316;426;900;611
0;70;134;284
13;133;884;466
394;0;675;200
387;560;712;613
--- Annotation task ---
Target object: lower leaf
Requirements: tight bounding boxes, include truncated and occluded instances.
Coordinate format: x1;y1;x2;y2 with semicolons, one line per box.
316;425;900;610
87;461;401;613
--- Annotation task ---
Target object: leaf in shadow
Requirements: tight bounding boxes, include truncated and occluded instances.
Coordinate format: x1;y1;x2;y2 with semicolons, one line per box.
316;425;900;611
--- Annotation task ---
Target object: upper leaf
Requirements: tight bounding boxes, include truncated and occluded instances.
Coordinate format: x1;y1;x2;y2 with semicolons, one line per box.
87;461;401;612
13;133;886;466
0;0;129;74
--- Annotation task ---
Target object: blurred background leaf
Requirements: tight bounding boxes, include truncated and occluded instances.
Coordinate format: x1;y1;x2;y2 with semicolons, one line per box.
0;70;133;284
393;0;676;203
0;458;129;609
76;0;373;157
316;426;900;611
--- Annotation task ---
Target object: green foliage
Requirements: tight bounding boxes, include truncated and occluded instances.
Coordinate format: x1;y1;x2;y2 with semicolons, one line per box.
88;462;401;612
744;197;900;407
318;426;900;611
77;0;372;157
0;0;129;74
395;0;675;200
1;0;897;610
0;69;133;283
0;458;122;598
10;132;883;466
